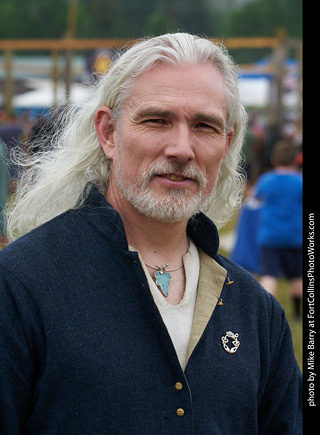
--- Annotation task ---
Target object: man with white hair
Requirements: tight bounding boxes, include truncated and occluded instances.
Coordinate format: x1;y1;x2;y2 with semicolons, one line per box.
0;33;301;434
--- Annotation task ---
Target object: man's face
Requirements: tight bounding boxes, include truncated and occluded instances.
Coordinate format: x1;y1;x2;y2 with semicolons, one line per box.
100;63;234;222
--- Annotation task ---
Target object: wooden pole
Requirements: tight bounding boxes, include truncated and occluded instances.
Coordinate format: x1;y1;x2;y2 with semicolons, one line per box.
0;37;286;51
65;0;78;104
52;50;60;110
269;30;288;133
4;50;14;116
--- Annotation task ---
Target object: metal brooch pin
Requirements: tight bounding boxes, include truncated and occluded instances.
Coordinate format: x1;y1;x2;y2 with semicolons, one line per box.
221;331;240;354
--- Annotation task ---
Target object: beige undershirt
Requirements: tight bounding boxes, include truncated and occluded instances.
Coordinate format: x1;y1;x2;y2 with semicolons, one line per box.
130;239;199;370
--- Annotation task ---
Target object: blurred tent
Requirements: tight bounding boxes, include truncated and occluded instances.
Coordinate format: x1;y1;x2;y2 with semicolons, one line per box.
238;77;269;107
11;77;271;113
12;78;91;115
238;58;300;108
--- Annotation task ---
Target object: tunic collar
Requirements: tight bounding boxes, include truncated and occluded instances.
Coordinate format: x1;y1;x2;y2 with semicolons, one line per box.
80;185;221;260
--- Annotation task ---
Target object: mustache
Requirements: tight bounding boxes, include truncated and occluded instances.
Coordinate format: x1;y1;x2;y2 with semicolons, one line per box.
138;161;207;188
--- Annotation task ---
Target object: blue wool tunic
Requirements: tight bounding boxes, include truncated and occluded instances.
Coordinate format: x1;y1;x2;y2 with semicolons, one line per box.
0;187;302;434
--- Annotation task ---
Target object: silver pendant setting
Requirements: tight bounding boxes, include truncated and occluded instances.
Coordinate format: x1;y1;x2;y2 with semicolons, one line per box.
144;262;184;297
221;331;240;354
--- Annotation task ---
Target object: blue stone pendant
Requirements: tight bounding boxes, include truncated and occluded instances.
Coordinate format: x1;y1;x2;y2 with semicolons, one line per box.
155;271;171;297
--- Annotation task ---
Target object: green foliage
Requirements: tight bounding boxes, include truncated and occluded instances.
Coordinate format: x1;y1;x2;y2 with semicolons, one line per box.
0;0;67;38
145;12;176;36
224;0;302;38
78;0;126;38
276;279;302;371
0;0;302;40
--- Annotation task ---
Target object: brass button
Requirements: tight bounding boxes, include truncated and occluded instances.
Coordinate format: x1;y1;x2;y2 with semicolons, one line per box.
176;408;185;417
174;382;183;391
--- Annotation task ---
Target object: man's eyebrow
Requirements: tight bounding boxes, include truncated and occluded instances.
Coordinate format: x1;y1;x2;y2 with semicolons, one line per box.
193;113;226;130
133;107;226;130
133;107;176;120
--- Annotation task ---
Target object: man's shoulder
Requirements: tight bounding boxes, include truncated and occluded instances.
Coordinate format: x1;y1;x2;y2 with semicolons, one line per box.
0;209;84;273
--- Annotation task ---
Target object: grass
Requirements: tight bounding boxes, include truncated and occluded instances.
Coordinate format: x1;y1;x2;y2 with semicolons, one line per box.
275;279;302;371
219;213;303;371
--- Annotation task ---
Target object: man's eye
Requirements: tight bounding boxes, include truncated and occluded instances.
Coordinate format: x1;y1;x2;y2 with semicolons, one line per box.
196;123;214;130
145;119;166;125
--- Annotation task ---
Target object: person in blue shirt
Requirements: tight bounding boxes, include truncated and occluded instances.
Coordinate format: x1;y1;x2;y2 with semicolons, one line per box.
254;140;302;319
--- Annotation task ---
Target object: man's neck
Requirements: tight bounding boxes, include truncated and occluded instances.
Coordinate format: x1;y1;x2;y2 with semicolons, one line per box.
125;217;190;305
106;184;191;305
123;209;189;264
106;188;190;267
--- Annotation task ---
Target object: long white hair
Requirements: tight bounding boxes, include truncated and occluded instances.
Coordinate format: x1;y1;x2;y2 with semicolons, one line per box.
6;33;247;242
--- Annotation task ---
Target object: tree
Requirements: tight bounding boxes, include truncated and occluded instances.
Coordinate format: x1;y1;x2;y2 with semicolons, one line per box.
0;0;302;40
224;0;302;38
78;0;126;38
145;12;176;36
0;0;68;38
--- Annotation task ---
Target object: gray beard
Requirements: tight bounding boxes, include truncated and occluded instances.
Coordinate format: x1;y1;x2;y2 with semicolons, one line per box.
115;160;212;222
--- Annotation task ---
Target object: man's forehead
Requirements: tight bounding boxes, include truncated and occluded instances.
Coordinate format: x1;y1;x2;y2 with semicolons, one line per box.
123;63;228;118
131;62;224;89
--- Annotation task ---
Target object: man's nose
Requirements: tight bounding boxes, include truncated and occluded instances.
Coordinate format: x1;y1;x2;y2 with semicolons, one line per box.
163;124;195;162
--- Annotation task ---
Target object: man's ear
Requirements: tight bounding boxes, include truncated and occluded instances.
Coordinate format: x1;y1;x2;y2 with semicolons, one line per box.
223;127;234;159
95;106;117;159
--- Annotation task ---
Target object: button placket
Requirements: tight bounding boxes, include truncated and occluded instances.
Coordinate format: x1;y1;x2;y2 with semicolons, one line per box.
174;381;185;417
